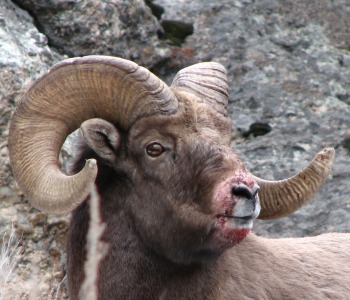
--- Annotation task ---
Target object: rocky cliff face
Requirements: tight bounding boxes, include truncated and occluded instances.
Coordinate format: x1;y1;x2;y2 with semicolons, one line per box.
1;0;350;298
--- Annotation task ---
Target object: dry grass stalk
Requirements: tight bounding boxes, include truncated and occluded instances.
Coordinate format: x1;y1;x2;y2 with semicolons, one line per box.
0;224;22;299
79;185;109;300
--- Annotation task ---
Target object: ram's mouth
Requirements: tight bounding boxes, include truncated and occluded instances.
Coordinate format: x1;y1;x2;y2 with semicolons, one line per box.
216;214;255;229
212;216;252;250
212;206;260;249
216;214;254;220
216;201;260;224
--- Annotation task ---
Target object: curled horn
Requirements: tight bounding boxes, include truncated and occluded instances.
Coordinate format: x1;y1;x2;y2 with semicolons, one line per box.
171;62;229;117
170;62;334;219
171;62;231;140
256;147;335;219
9;55;178;214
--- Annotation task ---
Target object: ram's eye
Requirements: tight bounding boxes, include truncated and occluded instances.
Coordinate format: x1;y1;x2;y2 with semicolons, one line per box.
146;142;164;157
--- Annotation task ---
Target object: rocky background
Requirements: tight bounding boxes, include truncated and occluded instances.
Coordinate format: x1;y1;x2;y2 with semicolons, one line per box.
1;0;350;298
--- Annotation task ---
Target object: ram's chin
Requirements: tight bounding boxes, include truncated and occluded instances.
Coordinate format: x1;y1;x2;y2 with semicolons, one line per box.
213;217;254;251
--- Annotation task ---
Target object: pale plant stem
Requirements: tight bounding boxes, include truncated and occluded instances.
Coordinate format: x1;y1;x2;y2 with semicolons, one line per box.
0;224;21;300
79;185;109;300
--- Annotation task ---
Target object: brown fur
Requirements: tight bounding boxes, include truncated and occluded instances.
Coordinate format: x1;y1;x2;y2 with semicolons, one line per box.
66;98;350;299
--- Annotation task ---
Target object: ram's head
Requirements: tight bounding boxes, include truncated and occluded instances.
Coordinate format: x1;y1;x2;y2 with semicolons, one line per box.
8;56;334;264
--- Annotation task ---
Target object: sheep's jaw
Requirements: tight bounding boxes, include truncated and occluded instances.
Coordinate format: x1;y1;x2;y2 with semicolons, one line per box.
211;175;260;249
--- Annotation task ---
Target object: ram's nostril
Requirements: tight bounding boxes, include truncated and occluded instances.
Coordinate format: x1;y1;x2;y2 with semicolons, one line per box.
232;184;259;200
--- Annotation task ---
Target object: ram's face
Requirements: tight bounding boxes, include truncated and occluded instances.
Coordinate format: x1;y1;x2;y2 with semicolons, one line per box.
122;102;260;264
9;56;334;269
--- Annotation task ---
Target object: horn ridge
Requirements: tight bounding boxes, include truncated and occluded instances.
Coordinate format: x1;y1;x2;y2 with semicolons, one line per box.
255;147;335;220
171;62;229;119
179;78;229;97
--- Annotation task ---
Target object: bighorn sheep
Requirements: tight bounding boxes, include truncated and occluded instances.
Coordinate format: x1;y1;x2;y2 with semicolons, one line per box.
8;56;350;299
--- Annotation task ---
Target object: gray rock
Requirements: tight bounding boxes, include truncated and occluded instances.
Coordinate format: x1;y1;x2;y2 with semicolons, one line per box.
0;0;62;190
13;0;172;68
155;0;350;237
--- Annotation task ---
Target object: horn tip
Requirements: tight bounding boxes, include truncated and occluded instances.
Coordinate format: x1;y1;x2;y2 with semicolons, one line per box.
316;147;335;167
84;159;98;184
320;146;335;155
87;158;97;168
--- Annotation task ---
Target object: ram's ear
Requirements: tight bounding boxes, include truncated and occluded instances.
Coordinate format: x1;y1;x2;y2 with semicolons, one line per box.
80;118;120;162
